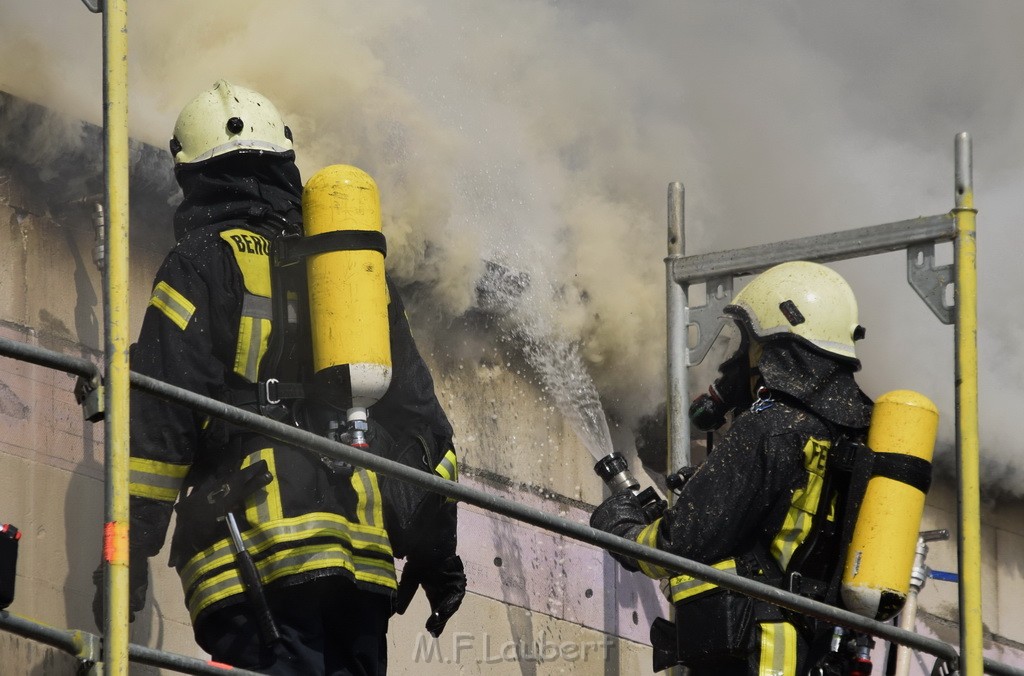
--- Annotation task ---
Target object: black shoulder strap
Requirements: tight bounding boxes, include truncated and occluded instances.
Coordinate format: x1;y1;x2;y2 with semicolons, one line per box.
273;230;387;267
235;223;390;417
259;231;304;385
822;435;875;606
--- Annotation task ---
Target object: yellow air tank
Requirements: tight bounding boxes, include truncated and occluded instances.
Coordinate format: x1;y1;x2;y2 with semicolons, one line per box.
841;390;938;620
302;165;392;419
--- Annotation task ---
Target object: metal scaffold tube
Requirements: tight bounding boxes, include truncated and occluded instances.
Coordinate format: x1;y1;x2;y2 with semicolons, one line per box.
953;131;982;676
2;335;1023;675
659;134;994;674
129;369;967;663
665;182;689;472
100;0;131;674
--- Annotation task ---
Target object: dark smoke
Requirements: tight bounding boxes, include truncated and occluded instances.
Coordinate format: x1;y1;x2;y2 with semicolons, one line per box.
2;1;1022;497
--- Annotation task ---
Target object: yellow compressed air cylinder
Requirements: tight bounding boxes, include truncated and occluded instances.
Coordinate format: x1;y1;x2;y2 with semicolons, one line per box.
303;165;392;411
842;390;938;620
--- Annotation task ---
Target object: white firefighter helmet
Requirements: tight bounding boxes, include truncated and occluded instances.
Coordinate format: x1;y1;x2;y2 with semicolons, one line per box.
170;80;293;165
725;261;863;365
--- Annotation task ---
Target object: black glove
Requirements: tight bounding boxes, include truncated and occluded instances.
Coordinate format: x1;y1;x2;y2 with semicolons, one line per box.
665;465;700;494
91;555;149;630
589;487;651;573
394;554;466;637
589;490;650;572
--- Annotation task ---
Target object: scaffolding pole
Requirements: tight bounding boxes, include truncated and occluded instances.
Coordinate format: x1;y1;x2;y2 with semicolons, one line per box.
665;135;983;673
1;335;1022;675
0;611;262;675
127;369;962;659
665;182;689;471
100;0;131;674
954;132;982;676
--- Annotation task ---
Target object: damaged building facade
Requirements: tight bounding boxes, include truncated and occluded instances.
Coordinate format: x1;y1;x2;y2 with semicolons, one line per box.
1;90;1024;675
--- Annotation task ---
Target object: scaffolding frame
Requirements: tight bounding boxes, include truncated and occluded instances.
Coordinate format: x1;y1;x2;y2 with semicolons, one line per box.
2;332;1022;675
0;140;1018;674
0;1;1008;673
664;134;984;675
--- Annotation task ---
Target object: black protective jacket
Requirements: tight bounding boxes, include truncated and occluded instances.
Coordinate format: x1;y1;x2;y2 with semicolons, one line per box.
592;340;872;672
128;154;458;629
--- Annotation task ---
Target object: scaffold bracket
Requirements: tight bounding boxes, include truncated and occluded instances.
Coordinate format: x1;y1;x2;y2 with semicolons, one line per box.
686;275;732;367
907;242;954;325
74;376;105;423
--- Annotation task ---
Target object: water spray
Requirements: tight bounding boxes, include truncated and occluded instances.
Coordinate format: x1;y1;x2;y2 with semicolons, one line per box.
475;261;667;518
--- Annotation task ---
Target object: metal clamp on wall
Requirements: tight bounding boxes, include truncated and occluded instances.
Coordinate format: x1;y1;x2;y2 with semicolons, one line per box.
74;376;105;423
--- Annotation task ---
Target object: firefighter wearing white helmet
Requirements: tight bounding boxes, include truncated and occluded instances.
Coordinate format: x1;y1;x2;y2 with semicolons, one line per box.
592;261;874;675
93;80;465;675
726;260;863;366
169;79;294;165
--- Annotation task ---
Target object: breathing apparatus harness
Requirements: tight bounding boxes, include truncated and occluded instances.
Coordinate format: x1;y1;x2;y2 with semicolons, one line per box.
222;213;388;435
658;383;934;674
178;214;391;647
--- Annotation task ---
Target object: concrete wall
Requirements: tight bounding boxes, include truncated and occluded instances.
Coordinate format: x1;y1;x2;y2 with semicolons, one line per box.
2;116;1024;675
0;143;664;674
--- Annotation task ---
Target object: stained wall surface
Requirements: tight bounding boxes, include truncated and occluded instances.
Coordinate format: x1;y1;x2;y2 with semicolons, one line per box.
1;102;1023;675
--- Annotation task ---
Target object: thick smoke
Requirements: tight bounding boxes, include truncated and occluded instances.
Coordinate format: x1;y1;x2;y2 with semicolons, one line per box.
2;1;1023;497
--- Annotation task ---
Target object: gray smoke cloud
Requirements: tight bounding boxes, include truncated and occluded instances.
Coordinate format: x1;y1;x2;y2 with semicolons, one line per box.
2;0;1022;496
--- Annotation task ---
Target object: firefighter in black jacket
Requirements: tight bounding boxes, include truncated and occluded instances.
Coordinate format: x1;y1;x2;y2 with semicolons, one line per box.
92;81;465;675
592;261;873;676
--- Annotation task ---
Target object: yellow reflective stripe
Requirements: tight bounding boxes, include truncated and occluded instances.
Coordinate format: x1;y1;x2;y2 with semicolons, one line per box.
352;469;385;530
635;519;672;579
758;622;798;676
220;228;272;297
434;449;458;482
183;542;397;622
770;437;830;570
233;294;272;382
149;281;195;330
128;457;189;502
179;512;392;590
669;558;738;603
243;449;283;525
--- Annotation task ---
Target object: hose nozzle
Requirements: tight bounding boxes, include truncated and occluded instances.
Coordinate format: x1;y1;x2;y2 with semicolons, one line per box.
594;452;640;495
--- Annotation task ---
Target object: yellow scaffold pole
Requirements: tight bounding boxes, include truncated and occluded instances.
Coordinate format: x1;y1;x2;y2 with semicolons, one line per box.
100;0;131;673
953;132;981;676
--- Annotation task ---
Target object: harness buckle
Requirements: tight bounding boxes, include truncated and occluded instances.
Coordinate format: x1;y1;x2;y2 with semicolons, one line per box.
262;378;282;406
750;386;775;413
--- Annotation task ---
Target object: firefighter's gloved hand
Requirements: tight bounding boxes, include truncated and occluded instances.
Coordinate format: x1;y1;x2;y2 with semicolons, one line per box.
590;490;649;572
665;465;700;493
91;555;149;630
394;554;466;637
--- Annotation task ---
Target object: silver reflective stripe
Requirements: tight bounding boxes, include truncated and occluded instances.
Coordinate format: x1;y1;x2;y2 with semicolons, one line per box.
243;449;282;525
149;281;196;330
435;449;457;482
669;558;738;603
758;622;797;676
128;457;189;502
184;539;397;620
353;469;382;529
179;513;392;588
242;293;273;320
238;293;272;382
